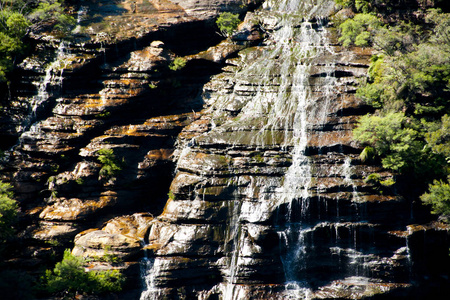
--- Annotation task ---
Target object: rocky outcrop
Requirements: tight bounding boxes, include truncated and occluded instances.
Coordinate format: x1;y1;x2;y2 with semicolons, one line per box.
0;0;262;280
1;0;449;299
137;1;450;299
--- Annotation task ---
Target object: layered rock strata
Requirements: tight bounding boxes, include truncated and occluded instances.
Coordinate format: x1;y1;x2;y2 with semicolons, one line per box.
0;0;262;280
0;0;448;299
138;1;450;299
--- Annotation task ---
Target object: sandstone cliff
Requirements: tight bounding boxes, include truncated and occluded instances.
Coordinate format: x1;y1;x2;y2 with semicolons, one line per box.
0;0;449;299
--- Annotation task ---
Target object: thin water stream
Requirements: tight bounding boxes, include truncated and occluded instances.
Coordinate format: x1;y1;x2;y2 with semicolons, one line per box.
140;0;344;298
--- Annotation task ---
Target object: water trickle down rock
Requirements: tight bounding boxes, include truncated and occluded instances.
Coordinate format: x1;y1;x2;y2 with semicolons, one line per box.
140;0;450;299
0;0;448;298
0;0;261;274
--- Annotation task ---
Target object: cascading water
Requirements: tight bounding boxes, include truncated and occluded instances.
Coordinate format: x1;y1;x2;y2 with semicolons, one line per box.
139;0;422;298
15;41;70;146
31;41;67;117
73;5;89;34
270;16;336;300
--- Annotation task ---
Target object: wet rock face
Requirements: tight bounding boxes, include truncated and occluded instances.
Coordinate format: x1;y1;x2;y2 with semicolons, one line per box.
1;0;449;299
139;2;450;300
0;0;258;280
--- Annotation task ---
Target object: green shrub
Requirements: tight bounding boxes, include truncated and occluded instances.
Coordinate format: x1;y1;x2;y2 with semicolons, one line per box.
364;173;382;185
42;249;125;296
421;179;450;220
168;190;176;200
360;146;376;163
353;112;444;177
338;13;381;47
216;12;240;37
0;181;18;243
364;173;395;194
169;57;187;71
425;114;450;161
97;148;124;182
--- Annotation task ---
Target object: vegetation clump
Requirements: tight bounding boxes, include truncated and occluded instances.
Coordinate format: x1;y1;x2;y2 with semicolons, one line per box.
0;180;18;243
41;249;125;297
338;13;381;47
97;148;125;182
169;57;187;71
216;12;240;37
334;0;450;220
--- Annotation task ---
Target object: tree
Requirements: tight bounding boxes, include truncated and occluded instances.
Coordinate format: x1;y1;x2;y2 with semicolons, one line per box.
425;114;450;162
42;249;125;296
0;8;30;82
421;178;450;220
216;12;240;37
0;181;18;243
27;0;75;33
97;148;124;182
338;13;381;47
353;112;444;177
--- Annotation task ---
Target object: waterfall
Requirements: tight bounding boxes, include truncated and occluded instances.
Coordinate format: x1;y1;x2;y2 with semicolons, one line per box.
73;5;89;34
139;0;370;298
273;17;335;299
13;41;70;148
23;41;68;133
217;0;337;297
140;255;163;299
31;42;67;115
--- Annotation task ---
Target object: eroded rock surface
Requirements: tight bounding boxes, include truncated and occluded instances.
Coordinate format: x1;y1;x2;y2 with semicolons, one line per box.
1;0;449;299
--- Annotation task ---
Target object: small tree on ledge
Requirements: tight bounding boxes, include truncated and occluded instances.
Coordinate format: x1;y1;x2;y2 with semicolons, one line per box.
216;12;240;37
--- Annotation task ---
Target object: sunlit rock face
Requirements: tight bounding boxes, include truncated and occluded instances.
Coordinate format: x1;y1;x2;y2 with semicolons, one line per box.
0;0;260;279
139;1;450;299
0;0;449;299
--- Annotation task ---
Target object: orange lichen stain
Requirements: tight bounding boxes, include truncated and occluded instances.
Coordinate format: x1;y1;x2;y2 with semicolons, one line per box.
160;198;174;217
194;152;208;160
388;230;409;237
142;243;162;252
106;124;149;137
27;206;44;216
83;98;107;109
146;149;174;160
77;228;100;237
407;224;427;232
432;221;450;230
126;125;138;135
98;195;117;207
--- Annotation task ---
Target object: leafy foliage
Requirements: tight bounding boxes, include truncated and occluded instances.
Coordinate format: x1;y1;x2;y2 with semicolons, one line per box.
0;7;30;82
353;112;442;175
359;146;376;163
335;1;450;219
425;114;450;161
169;57;187;71
421;178;450;220
97;148;124;182
28;0;75;34
0;181;18;242
42;249;125;296
338;13;381;47
0;0;74;83
335;0;373;13
216;12;240;37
